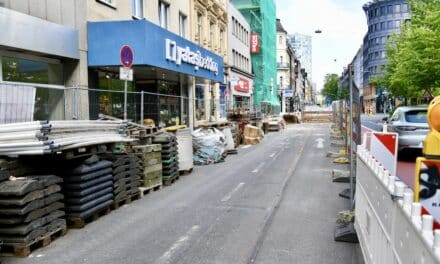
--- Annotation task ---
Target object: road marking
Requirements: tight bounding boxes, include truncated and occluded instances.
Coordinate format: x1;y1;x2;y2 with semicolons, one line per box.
242;145;252;149
252;162;266;173
156;225;200;264
221;182;245;202
315;138;325;149
269;153;276;158
314;133;325;136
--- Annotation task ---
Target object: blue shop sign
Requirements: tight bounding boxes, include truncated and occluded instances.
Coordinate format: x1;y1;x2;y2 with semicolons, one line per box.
88;20;224;83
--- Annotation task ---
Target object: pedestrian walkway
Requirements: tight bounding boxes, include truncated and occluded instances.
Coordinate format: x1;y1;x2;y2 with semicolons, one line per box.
254;123;364;264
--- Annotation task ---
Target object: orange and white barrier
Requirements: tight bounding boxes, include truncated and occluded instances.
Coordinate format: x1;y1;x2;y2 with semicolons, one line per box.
356;144;440;264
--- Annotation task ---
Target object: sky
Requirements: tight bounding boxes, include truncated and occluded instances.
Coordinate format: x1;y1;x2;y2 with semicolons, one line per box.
275;0;368;91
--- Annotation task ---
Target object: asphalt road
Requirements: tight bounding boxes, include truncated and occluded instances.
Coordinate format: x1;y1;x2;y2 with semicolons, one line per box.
3;123;362;264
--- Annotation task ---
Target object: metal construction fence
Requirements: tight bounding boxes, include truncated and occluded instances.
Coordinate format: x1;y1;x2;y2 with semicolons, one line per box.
0;82;275;126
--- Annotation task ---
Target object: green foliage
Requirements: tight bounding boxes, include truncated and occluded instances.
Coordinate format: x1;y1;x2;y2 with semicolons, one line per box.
382;0;440;98
322;73;347;100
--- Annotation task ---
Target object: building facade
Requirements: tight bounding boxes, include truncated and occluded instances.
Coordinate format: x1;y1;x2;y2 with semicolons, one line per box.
0;0;225;130
353;46;364;112
362;0;410;113
232;0;279;113
276;19;293;113
189;0;228;123
288;33;312;80
226;3;254;113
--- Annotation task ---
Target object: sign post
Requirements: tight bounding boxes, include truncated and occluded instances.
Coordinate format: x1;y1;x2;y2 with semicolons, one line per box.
120;45;134;120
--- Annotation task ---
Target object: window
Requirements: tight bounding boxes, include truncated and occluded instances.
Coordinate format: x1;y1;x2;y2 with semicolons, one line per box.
374;23;379;31
196;12;202;44
179;13;187;37
219;28;224;52
209;22;214;48
280;56;283;64
381;36;386;44
402;3;408;12
395;4;401;13
380;6;386;16
395;20;401;28
387;20;393;29
132;0;143;18
381;51;386;59
387;5;393;14
158;1;169;29
279;36;283;45
375;8;379;17
381;22;385;30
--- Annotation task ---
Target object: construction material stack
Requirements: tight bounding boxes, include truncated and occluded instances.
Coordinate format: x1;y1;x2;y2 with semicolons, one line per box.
0;174;66;257
62;158;114;227
133;144;163;193
153;135;179;186
104;154;141;204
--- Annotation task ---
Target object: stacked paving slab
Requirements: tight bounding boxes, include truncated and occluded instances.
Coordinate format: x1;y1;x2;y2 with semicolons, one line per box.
62;158;114;221
0;174;65;253
153;135;179;185
133;144;163;190
104;154;141;202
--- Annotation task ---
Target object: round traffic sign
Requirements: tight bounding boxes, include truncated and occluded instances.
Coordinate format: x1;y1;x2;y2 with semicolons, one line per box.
120;45;134;68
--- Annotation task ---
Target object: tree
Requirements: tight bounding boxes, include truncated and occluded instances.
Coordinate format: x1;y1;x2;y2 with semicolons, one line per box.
382;0;440;99
322;73;346;100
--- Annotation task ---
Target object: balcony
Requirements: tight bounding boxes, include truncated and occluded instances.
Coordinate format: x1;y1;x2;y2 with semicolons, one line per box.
277;62;290;69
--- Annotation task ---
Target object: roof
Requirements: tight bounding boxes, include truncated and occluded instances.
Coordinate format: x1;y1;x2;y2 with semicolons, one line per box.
276;19;287;33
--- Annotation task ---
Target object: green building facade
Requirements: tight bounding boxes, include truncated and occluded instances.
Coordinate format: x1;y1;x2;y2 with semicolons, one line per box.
231;0;280;114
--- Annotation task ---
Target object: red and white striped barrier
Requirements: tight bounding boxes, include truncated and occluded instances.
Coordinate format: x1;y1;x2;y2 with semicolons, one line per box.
356;145;440;264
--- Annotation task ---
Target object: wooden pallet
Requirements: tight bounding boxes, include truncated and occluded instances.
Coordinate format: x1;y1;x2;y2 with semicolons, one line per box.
0;227;67;257
66;206;112;228
62;144;114;160
163;175;180;186
138;184;162;197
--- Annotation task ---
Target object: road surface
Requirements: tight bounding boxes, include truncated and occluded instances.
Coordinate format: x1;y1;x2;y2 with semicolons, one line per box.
3;123;362;264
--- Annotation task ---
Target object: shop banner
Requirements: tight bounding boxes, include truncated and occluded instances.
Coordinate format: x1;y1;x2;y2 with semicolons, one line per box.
250;34;259;53
284;89;293;97
233;77;249;93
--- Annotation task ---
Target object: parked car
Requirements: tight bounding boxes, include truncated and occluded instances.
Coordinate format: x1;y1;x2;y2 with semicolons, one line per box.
385;106;429;152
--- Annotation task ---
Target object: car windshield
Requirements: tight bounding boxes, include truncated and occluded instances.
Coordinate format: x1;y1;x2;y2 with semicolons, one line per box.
404;110;427;123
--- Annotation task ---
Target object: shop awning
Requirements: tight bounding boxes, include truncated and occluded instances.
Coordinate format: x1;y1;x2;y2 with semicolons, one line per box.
88;20;224;83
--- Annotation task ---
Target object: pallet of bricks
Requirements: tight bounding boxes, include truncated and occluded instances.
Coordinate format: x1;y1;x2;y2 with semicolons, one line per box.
60;156;115;228
133;144;163;196
0;159;66;257
103;153;141;209
153;134;179;186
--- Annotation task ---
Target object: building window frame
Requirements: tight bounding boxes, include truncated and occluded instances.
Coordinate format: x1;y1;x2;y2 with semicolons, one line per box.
132;0;143;19
209;21;215;49
179;12;187;37
219;28;224;53
159;0;169;29
196;12;203;44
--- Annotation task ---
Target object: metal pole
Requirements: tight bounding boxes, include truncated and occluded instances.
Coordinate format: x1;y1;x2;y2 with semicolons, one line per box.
124;80;128;120
349;64;355;209
140;90;144;125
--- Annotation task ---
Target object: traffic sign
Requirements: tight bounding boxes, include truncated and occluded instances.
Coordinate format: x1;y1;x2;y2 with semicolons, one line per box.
120;67;133;81
120;45;134;68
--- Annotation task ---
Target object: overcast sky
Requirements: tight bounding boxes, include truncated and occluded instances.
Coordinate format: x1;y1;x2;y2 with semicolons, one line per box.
275;0;368;91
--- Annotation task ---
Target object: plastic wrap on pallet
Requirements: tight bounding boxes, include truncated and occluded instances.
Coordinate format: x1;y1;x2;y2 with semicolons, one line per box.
192;128;227;165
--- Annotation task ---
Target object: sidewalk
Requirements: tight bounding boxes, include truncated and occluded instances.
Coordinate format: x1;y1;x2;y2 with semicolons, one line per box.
254;123;364;264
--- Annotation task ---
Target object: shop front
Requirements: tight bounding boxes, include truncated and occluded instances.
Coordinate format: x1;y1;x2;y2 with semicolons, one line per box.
0;7;79;123
228;71;254;114
87;20;224;129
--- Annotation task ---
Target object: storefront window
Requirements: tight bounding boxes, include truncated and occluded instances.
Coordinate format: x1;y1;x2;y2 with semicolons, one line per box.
89;73;136;120
1;56;65;120
1;56;63;85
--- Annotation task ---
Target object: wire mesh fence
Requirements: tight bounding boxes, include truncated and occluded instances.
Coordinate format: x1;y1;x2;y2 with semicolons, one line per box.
1;83;273;125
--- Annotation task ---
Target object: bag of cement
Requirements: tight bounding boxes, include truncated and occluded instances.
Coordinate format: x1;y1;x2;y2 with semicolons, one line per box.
222;128;235;151
192;128;227;165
